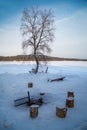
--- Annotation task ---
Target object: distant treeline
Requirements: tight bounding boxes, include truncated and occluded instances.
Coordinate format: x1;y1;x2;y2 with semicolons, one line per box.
0;55;87;61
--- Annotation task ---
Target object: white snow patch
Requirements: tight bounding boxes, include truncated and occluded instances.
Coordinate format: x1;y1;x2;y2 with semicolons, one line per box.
0;61;87;130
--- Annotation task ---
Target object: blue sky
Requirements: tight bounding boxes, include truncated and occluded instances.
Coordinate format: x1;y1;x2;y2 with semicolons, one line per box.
0;0;87;59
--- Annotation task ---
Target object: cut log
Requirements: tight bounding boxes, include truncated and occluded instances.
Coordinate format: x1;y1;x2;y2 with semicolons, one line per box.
67;91;74;97
30;105;39;118
66;97;74;108
56;106;67;118
28;82;33;88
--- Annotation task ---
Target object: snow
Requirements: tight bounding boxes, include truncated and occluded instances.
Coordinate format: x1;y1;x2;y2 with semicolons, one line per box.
0;61;87;130
66;97;74;100
30;105;39;108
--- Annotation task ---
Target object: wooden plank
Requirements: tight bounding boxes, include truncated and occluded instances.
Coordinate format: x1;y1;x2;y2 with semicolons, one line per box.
48;77;65;82
14;91;31;106
14;97;29;106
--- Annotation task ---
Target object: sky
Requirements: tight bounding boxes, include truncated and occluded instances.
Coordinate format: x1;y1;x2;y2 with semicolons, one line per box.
0;0;87;59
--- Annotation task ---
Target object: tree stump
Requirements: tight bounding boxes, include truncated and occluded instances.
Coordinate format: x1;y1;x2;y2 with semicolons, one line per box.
67;91;74;97
30;105;39;118
66;97;74;108
56;106;67;118
28;82;33;88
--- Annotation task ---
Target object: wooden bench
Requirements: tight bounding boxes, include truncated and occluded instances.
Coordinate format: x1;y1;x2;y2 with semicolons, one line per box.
14;91;30;106
14;91;43;107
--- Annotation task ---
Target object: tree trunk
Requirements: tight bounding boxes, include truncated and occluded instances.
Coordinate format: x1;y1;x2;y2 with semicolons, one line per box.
34;55;39;73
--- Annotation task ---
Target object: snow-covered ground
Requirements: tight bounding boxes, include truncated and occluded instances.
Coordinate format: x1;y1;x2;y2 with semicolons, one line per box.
0;61;87;130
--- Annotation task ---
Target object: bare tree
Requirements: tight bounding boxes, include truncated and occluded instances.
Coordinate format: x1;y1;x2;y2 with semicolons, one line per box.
20;7;54;73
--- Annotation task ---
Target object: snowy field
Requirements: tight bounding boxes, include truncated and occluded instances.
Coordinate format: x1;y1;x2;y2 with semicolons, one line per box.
0;61;87;130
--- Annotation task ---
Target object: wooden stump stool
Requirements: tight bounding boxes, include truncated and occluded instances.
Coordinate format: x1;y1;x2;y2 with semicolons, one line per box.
28;82;33;88
66;97;74;108
67;91;74;97
30;105;39;118
56;106;67;118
